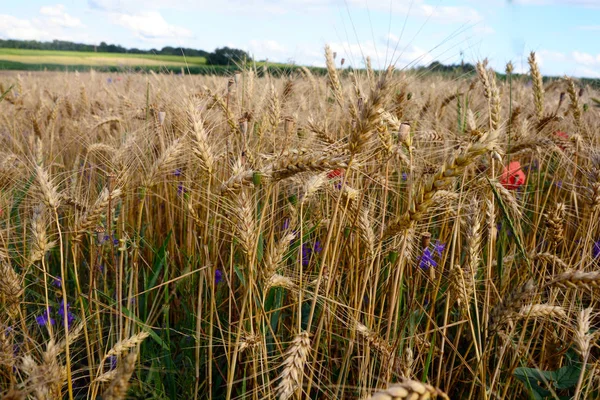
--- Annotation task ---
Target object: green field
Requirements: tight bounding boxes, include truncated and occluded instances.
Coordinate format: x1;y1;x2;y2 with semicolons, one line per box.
0;48;206;66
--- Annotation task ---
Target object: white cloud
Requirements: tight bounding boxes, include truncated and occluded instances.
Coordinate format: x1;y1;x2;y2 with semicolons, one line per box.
513;0;600;6
572;50;598;66
347;0;483;23
315;37;434;70
536;49;566;67
39;4;85;28
474;24;495;35
573;66;600;78
110;11;193;41
247;40;288;60
578;25;600;31
0;14;49;41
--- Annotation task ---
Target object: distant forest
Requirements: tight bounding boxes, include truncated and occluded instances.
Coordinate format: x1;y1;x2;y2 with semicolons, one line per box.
0;39;251;65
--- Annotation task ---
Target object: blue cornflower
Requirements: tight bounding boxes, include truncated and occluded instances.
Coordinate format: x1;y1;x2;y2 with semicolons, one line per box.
434;240;446;256
52;277;62;288
36;308;55;326
177;183;187;196
58;302;75;328
313;240;323;253
215;269;223;284
301;241;322;266
593;240;600;259
402;172;408;181
173;168;182;177
108;355;117;370
419;248;437;269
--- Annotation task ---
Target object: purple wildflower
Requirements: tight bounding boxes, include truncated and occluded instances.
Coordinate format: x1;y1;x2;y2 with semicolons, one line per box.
301;241;323;266
36;308;55;326
177;183;187;196
434;241;446;257
52;277;62;288
215;269;223;284
313;240;323;253
593;240;600;259
282;218;290;231
402;172;408;181
419;248;437;269
173;168;182;177
108;355;117;370
107;78;112;84
58;302;75;328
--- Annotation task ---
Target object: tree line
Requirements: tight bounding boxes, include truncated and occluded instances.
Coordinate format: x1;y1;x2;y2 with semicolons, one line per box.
0;39;251;65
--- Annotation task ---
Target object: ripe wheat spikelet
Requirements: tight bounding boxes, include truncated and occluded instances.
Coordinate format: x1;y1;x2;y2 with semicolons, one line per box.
348;66;394;155
516;304;567;320
476;61;501;131
34;163;61;209
187;102;215;175
450;199;481;314
275;331;311;400
101;332;149;365
74;187;122;242
19;340;66;400
269;150;350;182
101;352;138;400
385;130;498;237
489;280;537;332
546;202;566;250
355;321;392;360
144;138;184;187
0;260;23;319
263;232;296;283
531;252;569;273
564;76;582;131
1;388;25;400
546;270;600;290
574;308;593;359
325;45;344;108
231;189;258;258
366;379;449;400
528;52;545;121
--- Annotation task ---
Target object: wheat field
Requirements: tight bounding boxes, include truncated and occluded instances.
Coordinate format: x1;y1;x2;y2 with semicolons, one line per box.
0;49;599;399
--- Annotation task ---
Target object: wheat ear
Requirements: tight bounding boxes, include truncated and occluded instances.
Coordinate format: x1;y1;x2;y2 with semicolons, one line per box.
275;331;311;400
0;260;23;319
101;352;138;400
545;270;600;290
74;187;122;242
366;379;449;400
528;52;544;120
325;45;344;107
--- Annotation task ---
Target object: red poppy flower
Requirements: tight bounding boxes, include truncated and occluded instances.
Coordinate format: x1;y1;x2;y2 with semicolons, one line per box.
500;161;526;190
554;130;569;150
327;169;343;179
554;130;569;140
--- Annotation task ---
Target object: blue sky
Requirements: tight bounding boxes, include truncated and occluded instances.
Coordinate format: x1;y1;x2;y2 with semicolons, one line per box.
0;0;599;77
